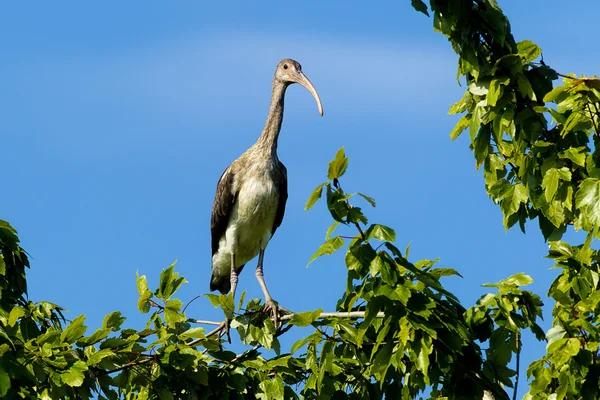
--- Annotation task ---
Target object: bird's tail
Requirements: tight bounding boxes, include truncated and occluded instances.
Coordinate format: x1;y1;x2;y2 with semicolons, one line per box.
209;275;231;294
209;263;246;294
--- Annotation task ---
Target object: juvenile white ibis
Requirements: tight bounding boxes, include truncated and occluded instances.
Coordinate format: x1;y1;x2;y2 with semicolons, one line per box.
209;59;323;322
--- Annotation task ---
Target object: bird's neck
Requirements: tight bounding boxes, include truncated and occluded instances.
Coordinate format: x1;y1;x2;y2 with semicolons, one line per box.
255;80;288;157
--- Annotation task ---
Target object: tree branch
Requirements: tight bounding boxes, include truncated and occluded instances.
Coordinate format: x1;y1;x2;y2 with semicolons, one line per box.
513;332;521;400
187;319;223;326
280;311;385;321
92;310;385;378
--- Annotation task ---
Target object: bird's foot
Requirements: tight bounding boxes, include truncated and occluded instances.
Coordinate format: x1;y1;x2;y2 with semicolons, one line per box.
263;299;280;329
218;318;233;344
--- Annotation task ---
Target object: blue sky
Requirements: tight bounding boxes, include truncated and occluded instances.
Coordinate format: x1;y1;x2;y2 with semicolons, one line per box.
2;1;599;396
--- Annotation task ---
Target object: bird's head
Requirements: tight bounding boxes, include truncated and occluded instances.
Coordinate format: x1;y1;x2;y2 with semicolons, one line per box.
275;59;323;116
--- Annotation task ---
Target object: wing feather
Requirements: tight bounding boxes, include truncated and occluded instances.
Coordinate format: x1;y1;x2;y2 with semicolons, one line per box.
271;162;288;235
211;167;236;256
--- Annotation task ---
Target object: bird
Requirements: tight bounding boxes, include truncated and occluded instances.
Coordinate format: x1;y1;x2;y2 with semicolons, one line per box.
209;59;323;324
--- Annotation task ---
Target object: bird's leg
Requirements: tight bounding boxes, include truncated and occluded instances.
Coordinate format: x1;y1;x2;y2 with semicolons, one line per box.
224;252;238;343
256;249;279;328
230;252;238;299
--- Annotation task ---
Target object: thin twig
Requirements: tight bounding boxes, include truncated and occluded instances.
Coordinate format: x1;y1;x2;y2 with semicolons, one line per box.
354;223;366;240
187;319;223;326
513;332;521;400
587;103;600;138
149;300;164;310
556;72;600;83
556;72;575;80
182;295;202;314
96;356;153;376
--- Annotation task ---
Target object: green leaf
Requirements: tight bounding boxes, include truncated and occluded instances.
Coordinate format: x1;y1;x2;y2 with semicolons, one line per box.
62;361;87;387
325;221;340;240
164;299;185;328
157;262;188;300
259;376;284;400
546;326;566;345
8;306;25;327
357;192;376;207
76;328;110;347
516;73;537;100
237;290;246;312
369;253;384;277
500;184;528;221
157;263;174;299
450;114;470;140
547;338;580;368
291;336;311;354
138;289;152;314
415;335;433;380
305;182;328;210
205;293;221;308
474;125;491;170
0;365;9;398
103;311;125;332
327;148;349;180
136;270;148;295
289;309;322;327
307;237;345;267
410;0;429;16
543;85;566;102
365;224;396;242
371;340;394;386
505;272;534;286
559;147;587;167
468;80;489;96
429;267;463;279
157;388;175;400
576;178;600;227
61;315;87;344
180;327;206;340
87;348;114;365
487;77;509;106
517;40;542;61
470;104;483;142
542;168;559;202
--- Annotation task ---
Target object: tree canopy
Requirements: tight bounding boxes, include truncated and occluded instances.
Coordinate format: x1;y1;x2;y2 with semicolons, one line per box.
2;1;600;399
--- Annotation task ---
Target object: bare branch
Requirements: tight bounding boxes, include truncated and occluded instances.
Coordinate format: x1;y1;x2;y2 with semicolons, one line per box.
281;311;385;321
188;319;223;326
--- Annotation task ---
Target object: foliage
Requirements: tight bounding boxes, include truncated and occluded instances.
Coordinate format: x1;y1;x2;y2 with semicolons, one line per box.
0;149;545;398
2;0;600;398
408;0;600;398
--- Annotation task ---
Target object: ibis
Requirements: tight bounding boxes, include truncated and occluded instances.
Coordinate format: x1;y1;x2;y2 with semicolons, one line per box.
209;59;323;323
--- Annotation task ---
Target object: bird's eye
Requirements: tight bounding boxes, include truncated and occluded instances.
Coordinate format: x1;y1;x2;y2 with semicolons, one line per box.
283;64;288;70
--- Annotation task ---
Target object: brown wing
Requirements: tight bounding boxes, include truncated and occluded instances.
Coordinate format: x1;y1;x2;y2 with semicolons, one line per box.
211;167;236;256
271;162;288;235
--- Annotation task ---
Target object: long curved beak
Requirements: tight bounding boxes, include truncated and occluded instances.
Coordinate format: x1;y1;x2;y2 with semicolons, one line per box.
294;72;324;116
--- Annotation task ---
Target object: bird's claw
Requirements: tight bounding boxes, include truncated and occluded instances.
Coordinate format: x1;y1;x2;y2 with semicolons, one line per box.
218;318;233;344
263;299;280;329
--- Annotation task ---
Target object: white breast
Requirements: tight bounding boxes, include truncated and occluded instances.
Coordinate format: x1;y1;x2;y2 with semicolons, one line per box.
212;175;279;276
